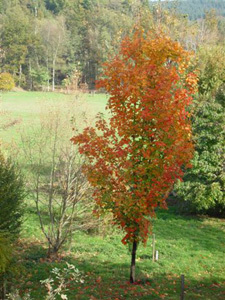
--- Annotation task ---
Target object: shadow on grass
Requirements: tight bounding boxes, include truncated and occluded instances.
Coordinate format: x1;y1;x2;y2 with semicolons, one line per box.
15;207;225;299
153;207;225;253
13;236;224;300
64;255;224;300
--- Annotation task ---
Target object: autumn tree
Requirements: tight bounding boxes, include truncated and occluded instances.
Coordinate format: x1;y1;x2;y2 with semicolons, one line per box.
74;29;197;283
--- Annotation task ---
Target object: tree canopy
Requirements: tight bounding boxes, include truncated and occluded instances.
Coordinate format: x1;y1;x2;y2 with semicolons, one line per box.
72;28;197;245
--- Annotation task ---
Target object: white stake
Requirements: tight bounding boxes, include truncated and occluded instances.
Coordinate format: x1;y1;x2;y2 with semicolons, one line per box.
152;234;155;262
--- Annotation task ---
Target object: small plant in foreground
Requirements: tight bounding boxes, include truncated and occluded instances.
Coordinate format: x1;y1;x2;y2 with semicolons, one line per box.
7;263;84;300
7;289;32;300
41;263;84;300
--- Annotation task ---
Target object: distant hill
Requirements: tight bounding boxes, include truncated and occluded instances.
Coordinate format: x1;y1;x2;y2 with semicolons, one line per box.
150;0;225;20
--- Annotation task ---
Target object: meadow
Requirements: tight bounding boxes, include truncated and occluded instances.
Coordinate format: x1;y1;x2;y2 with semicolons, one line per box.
0;91;108;143
1;92;225;299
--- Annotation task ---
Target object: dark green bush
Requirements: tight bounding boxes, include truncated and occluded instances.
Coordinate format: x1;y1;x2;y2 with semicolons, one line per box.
0;153;25;236
175;88;225;216
0;232;11;273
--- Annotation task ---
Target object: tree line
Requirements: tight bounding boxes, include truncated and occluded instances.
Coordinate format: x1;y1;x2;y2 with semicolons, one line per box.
0;0;151;91
1;1;225;91
162;0;225;20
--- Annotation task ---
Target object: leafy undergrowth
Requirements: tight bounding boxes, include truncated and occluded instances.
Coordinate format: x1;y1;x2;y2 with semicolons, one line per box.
12;208;225;299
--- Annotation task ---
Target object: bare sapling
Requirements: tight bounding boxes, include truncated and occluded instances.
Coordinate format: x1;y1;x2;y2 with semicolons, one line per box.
20;104;98;256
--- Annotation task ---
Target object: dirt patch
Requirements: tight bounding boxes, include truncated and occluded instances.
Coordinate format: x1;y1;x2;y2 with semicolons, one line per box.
12;86;26;92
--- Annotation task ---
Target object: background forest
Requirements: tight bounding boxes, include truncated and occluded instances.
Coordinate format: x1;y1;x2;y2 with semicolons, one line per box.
162;0;225;20
1;0;225;91
0;0;152;91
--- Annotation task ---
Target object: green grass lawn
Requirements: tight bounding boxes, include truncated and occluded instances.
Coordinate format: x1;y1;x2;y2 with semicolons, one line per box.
15;208;225;300
0;91;108;143
1;92;225;299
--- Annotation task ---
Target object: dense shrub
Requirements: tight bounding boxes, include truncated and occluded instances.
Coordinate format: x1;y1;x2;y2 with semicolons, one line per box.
175;89;225;216
0;232;11;274
0;231;12;299
0;153;25;236
0;73;15;91
198;46;225;96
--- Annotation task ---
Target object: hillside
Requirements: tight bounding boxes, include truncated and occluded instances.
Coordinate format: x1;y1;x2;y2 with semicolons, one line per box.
151;0;225;20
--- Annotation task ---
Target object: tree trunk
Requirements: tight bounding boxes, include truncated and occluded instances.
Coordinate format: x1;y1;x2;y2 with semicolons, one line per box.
130;240;137;283
29;59;33;90
52;63;55;92
0;274;6;300
47;245;59;258
19;64;22;87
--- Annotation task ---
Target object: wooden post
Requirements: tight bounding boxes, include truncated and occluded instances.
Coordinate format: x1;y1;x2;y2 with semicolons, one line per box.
180;274;185;300
152;234;155;262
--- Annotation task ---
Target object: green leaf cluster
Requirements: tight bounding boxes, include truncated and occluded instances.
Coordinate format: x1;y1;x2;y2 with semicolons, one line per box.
175;89;225;216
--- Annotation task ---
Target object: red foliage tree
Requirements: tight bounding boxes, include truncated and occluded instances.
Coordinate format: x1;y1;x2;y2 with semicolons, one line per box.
71;29;197;283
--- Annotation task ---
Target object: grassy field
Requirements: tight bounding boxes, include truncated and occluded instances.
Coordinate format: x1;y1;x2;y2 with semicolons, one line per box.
1;92;225;299
0;91;108;143
15;208;225;299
